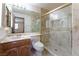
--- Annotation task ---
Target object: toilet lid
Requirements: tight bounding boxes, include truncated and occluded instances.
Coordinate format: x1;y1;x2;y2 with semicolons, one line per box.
34;41;44;47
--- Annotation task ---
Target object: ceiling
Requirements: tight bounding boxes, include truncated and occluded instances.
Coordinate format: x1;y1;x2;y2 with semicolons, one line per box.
7;3;65;12
29;3;65;11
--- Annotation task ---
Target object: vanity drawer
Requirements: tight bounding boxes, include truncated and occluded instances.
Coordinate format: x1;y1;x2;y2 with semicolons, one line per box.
1;39;32;50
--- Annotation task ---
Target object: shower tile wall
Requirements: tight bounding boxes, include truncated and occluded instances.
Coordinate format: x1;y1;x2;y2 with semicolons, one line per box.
40;8;49;45
72;3;79;56
47;4;72;56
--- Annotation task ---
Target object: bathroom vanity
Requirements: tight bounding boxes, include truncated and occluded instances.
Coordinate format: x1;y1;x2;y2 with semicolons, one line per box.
0;33;41;56
0;39;32;56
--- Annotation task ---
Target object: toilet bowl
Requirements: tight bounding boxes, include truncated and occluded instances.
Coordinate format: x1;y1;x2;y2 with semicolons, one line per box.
33;41;44;56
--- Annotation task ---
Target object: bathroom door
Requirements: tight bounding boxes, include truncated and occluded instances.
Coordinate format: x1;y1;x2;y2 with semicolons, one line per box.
13;17;24;33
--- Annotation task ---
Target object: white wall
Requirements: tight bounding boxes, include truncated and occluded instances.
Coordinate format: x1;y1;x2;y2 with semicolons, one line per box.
25;15;32;32
0;3;2;28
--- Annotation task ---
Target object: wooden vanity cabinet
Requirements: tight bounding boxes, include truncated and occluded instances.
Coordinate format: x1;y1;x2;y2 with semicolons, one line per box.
5;48;18;56
0;39;32;56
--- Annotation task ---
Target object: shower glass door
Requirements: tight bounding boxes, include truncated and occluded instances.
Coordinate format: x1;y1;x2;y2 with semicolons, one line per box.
47;4;72;56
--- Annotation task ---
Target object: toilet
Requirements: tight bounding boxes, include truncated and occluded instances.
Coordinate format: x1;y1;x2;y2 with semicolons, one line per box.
33;41;44;56
31;36;44;56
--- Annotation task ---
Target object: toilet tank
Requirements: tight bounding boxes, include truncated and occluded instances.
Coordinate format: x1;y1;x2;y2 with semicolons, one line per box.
31;36;40;44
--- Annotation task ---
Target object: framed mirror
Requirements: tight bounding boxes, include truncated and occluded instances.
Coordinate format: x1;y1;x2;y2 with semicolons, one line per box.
4;3;41;34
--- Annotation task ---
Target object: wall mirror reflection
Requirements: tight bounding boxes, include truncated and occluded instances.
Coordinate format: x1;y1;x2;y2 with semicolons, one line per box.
2;3;41;34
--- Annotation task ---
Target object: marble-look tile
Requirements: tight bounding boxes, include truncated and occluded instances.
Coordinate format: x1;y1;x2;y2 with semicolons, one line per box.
49;31;71;51
46;4;72;56
72;3;79;55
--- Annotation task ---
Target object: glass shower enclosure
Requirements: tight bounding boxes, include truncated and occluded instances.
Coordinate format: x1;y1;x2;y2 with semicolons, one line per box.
45;4;72;56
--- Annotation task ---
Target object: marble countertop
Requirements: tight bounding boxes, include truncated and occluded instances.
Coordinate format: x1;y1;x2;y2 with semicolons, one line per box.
0;33;41;43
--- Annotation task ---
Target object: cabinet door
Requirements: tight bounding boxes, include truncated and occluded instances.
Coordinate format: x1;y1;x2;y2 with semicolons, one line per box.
5;48;18;56
18;46;32;56
0;44;5;56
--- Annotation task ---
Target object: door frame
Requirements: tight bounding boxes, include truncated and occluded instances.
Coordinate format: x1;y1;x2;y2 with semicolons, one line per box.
13;16;24;33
